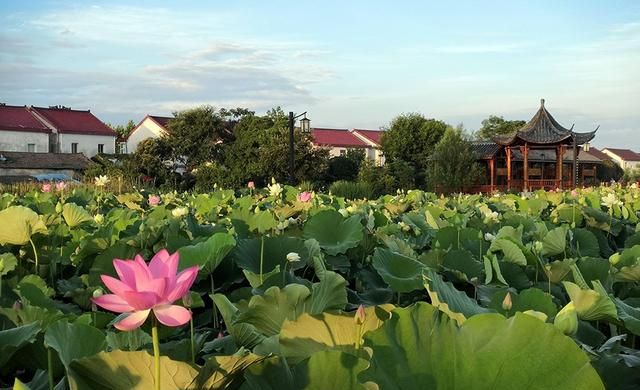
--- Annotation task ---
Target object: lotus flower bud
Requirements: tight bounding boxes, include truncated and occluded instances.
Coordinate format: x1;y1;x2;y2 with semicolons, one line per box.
354;304;366;325
533;241;544;253
609;253;621;265
502;292;513;311
554;302;578;336
286;252;301;263
55;202;63;213
182;292;193;308
94;214;104;224
92;288;104;298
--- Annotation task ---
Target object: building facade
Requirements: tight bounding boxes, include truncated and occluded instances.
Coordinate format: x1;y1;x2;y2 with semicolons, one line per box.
601;148;640;170
125;115;172;154
310;128;385;165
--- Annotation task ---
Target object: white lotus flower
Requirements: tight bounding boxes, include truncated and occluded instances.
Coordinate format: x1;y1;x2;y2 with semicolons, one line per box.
94;175;110;187
286;252;301;262
268;182;283;198
601;193;622;209
484;232;496;241
172;207;188;217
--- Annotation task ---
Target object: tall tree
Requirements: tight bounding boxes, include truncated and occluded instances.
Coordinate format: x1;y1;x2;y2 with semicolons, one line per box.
380;113;448;186
428;126;482;192
108;120;136;139
476;115;525;140
223;108;329;186
165;105;253;167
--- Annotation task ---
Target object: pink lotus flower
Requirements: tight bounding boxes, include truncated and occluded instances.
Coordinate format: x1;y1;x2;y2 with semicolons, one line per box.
148;195;161;207
570;189;578;198
41;183;52;193
92;250;198;331
55;181;66;191
297;191;312;202
247;181;255;189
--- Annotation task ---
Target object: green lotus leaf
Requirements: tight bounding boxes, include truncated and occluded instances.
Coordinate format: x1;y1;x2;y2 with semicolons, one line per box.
423;269;491;325
511;288;558;318
279;305;393;358
360;302;604;390
67;350;198;390
563;281;618;321
178;232;236;273
0;206;47;245
106;328;152;352
233;237;308;275
243;351;371;390
62;202;93;228
613;297;640;336
489;238;527;266
372;248;425;293
615;264;640;281
193;352;268;389
0;322;40;368
552;203;584;226
45;319;106;370
542;226;568;257
544;258;576;283
248;210;277;234
310;270;348;314
0;252;18;276
573;228;600;257
211;294;265;349
442;249;483;281
303;209;364;256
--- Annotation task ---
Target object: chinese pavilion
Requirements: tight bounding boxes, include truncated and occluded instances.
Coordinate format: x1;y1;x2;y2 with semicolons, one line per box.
475;99;599;192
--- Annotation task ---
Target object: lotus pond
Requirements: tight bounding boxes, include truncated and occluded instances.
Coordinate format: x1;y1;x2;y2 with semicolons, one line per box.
1;183;639;389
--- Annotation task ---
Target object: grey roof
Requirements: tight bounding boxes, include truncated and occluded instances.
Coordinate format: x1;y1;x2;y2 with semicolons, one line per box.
0;152;92;170
510;148;603;163
471;142;502;159
494;99;598;146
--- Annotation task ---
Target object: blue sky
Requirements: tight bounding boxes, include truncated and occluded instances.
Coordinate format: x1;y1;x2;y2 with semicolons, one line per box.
1;1;639;148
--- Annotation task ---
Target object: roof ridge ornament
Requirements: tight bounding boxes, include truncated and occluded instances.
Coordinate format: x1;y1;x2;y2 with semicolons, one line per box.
540;98;545;107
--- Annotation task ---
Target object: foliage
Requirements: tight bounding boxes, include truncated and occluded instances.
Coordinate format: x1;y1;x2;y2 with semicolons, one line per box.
107;120;136;140
0;182;639;388
380;113;448;187
475;115;526;140
328;181;375;200
427;126;483;192
358;159;415;197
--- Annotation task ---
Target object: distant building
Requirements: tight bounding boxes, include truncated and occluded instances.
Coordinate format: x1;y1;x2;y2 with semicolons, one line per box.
601;148;640;170
124;115;173;154
310;128;385;165
0;151;91;180
0;104;117;157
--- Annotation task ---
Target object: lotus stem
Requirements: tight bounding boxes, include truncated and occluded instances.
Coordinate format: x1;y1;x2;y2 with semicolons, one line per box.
29;238;39;276
190;312;195;364
152;318;161;390
259;235;265;285
47;346;54;390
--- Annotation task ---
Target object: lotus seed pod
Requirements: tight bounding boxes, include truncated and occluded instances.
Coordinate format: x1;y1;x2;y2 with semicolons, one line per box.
182;292;193;308
554;302;578;336
92;288;104;298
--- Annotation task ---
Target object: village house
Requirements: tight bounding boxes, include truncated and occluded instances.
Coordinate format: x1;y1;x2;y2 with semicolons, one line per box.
124;114;173;154
310;128;385;165
601;148;640;170
0;104;117;156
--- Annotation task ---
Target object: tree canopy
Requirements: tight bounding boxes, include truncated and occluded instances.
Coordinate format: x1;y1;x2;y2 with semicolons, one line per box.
380;113;448;187
476;115;525;140
164;105;253;167
107;120;136;139
428;126;482;192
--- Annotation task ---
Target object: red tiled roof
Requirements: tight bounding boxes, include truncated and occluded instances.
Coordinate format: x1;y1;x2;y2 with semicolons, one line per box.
0;105;50;133
148;115;173;129
353;129;384;145
311;128;368;148
31;106;117;137
603;148;640;161
587;147;611;161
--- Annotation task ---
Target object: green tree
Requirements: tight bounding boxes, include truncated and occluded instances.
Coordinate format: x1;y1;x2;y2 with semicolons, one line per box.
428;126;482;192
476;115;525;140
165;105;253;167
223;108;329;186
107;120;136;139
132;137;173;185
326;149;366;182
380;113;448;187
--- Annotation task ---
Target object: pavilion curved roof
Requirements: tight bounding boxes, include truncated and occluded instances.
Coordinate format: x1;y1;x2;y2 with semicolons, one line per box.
493;99;597;146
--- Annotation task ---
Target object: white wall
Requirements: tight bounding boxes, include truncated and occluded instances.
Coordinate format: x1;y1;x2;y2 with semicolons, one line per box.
0;130;50;152
126;119;166;153
58;133;115;156
602;149;640;170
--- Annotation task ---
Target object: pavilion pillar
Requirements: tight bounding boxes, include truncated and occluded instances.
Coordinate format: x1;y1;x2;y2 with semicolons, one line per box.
523;143;529;192
572;137;579;188
557;145;564;190
506;147;512;191
489;158;495;191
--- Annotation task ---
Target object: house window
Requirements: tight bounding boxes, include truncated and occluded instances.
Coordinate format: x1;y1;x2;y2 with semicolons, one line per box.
71;143;78;153
27;144;35;152
98;144;104;154
339;149;346;156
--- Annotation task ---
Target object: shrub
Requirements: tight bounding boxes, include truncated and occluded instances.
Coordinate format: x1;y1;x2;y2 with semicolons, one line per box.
329;180;375;200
